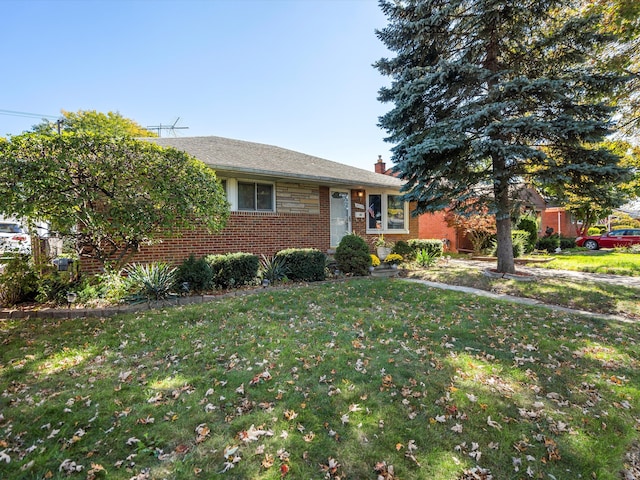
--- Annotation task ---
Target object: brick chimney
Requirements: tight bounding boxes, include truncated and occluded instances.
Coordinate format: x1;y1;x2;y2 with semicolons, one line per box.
374;155;386;174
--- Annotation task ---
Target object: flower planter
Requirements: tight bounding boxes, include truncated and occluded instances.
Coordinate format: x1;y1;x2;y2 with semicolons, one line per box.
376;246;392;261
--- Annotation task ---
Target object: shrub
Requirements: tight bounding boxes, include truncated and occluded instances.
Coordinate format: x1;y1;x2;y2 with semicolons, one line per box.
0;254;38;307
275;248;326;282
206;252;259;288
559;236;576;250
259;255;289;284
124;262;177;302
536;235;560;253
175;254;213;293
36;268;78;304
587;227;603;235
335;234;371;276
407;239;443;258
391;240;414;259
517;217;538;253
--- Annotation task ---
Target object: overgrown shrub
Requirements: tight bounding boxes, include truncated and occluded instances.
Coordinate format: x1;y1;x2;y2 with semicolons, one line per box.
124;262;177;302
335;234;371;276
206;252;259;288
407;239;443;258
517;217;538;253
175;254;213;293
391;240;414;260
0;254;38;307
536;235;560;253
275;248;326;282
36;267;78;304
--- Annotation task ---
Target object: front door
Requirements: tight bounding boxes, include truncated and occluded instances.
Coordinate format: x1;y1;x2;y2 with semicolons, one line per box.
330;190;351;247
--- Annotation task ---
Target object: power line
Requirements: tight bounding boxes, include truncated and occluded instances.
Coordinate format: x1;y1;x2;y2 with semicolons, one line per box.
0;109;59;120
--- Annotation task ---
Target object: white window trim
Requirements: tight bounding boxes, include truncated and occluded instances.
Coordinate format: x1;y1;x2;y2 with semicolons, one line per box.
222;178;276;212
365;191;409;234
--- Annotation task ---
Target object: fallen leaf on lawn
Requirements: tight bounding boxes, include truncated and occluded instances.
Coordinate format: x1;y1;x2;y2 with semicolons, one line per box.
261;453;274;469
487;416;502;430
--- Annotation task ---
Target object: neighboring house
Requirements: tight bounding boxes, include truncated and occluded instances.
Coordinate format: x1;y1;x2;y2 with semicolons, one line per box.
373;156;578;252
82;136;419;271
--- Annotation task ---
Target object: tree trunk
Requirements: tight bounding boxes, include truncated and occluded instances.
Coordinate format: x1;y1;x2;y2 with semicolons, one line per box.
493;159;515;274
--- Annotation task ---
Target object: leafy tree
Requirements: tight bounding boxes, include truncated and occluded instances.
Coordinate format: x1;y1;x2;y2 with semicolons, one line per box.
0;132;229;269
444;211;496;254
554;141;639;234
375;0;632;273
31;110;157;137
583;0;640;136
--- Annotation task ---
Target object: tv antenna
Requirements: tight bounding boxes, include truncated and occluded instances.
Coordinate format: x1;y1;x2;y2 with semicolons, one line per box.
147;117;189;137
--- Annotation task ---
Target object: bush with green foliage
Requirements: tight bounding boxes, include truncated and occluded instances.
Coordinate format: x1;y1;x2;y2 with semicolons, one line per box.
0;255;38;307
391;240;414;259
335;234;371;276
175;254;213;293
587;227;603;235
275;248;326;282
559;236;576;250
407;239;444;258
36;267;78;304
206;252;259;288
259;255;289;284
124;262;177;302
489;230;528;258
517;217;538;253
536;235;560;253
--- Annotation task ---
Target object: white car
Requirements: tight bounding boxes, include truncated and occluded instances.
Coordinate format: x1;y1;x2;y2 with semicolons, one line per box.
0;222;31;254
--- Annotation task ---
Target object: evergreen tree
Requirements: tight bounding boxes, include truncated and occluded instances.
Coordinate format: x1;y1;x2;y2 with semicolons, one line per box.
375;0;632;273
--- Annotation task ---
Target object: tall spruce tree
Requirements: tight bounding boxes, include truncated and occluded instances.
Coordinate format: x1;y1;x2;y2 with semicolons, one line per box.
375;0;632;273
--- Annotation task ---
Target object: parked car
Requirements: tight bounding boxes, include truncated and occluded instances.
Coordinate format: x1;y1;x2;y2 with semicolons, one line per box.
0;222;31;254
575;229;640;250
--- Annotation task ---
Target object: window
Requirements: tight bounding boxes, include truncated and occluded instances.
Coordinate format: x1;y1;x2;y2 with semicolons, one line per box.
367;193;408;233
238;181;274;211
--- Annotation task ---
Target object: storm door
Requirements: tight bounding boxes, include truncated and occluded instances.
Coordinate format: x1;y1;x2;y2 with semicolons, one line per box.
330;190;351;247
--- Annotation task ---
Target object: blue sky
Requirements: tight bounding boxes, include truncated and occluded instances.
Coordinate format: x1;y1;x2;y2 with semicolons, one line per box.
2;0;394;172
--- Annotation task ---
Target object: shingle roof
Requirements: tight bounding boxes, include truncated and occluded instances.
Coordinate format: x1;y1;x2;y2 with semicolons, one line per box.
146;136;403;189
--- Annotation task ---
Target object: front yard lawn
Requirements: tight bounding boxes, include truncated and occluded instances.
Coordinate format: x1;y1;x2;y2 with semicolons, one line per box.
533;250;640;277
1;279;638;479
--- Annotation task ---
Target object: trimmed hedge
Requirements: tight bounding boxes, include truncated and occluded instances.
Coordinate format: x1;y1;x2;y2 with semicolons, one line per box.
275;248;326;282
205;252;259;288
175;254;213;292
407;239;444;258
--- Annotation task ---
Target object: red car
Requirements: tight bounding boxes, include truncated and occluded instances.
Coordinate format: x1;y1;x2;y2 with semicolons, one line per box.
576;229;640;250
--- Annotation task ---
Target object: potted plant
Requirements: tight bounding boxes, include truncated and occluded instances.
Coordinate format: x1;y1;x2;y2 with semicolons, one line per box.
370;254;380;272
374;235;393;260
384;253;403;269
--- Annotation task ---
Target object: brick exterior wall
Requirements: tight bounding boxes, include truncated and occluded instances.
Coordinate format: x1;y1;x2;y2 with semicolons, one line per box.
540;208;578;237
418;211;459;252
79;183;423;273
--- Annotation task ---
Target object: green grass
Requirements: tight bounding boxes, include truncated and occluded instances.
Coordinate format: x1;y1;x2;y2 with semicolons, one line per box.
1;279;639;479
407;261;640;319
534;250;640;276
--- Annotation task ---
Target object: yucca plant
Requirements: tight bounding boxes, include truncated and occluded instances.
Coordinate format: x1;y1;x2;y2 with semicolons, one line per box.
124;262;177;303
259;255;289;284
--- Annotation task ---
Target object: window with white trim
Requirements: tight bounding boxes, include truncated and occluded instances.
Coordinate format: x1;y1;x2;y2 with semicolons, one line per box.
237;181;274;212
367;193;408;233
